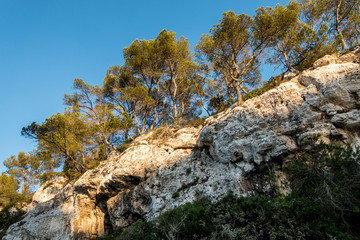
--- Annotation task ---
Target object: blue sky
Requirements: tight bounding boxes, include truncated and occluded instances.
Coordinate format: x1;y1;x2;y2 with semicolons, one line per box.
0;0;289;173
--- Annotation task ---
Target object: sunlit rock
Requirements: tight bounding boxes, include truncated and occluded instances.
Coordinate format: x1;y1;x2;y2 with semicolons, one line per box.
4;49;360;240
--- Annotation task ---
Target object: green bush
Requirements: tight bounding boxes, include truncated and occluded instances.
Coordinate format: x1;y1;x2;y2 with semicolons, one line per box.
103;142;360;240
0;205;25;239
208;95;234;114
207;74;291;115
184;118;206;128
104;195;355;239
116;220;158;240
172;191;180;199
156;200;214;239
116;138;133;153
243;75;289;101
150;127;174;141
285;142;360;237
210;195;353;240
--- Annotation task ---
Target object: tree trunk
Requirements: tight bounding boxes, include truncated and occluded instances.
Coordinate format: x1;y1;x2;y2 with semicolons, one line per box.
21;173;26;195
235;82;244;105
356;1;360;35
169;74;179;126
102;132;116;152
336;0;347;50
280;42;295;72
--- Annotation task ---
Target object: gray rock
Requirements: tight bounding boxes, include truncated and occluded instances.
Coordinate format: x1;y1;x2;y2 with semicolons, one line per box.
4;50;360;240
27;176;69;210
331;110;360;129
313;54;338;68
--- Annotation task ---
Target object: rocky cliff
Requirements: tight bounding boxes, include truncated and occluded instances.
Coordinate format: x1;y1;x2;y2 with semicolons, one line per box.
4;48;360;240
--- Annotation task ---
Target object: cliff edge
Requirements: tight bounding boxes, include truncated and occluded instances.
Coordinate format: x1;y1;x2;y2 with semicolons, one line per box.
4;48;360;240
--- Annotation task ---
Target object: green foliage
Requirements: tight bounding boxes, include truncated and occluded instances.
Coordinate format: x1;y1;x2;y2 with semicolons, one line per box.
98;220;158;240
104;142;360;239
286;142;360;208
183;117;206;128
157;200;214;239
106;194;355;240
0;173;23;207
116;139;133;153
196;11;262;105
347;0;360;47
211;195;353;240
22;112;92;178
3;152;38;196
149;127;174;141
32;149;61;184
106;29;201;131
9;0;360;230
285;141;360;236
116;220;156;240
15;0;360;182
208;95;234;114
0;205;25;239
64;78;135;151
171;191;179;199
306;0;359;50
243;75;288;101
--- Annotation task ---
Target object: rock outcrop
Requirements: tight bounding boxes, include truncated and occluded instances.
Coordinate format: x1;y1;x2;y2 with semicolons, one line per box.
4;49;360;240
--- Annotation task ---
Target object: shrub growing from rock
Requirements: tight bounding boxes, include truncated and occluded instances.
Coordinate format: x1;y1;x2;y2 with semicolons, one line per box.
101;142;360;240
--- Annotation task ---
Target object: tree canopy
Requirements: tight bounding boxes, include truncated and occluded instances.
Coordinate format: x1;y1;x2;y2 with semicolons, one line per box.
3;0;359;208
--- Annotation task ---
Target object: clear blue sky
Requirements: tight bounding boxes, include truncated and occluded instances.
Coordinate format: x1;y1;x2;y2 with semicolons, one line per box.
0;0;289;173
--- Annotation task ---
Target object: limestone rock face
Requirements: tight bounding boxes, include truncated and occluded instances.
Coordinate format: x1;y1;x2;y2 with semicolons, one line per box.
4;127;200;240
28;177;69;210
4;49;360;240
312;47;360;68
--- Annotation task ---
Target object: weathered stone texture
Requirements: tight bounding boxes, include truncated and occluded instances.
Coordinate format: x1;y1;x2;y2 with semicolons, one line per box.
4;49;360;240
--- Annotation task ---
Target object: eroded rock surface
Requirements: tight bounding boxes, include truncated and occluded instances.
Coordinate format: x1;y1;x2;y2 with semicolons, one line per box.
4;49;360;240
27;176;69;210
4;127;200;240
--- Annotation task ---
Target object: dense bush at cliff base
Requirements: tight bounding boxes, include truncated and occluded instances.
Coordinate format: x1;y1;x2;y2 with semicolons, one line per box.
101;195;355;240
3;0;360;215
101;143;360;240
0;206;25;239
